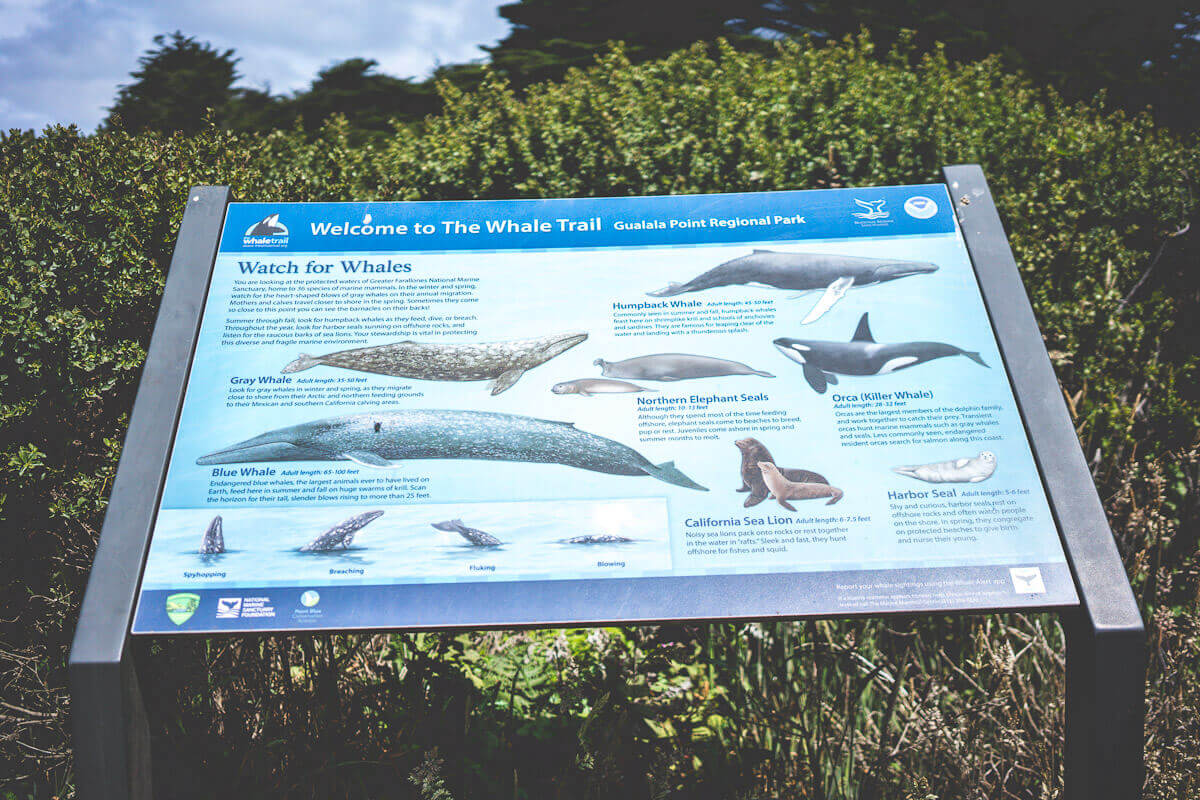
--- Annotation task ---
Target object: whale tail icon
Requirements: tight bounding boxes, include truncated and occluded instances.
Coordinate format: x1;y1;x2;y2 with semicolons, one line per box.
646;282;685;297
643;460;708;491
282;353;321;373
961;350;989;368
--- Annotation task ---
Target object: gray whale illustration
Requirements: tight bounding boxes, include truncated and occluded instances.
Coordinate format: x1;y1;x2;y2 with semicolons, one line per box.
433;519;501;546
648;250;938;323
774;313;988;393
594;353;773;381
282;331;588;395
299;510;384;552
199;516;224;554
196;410;707;490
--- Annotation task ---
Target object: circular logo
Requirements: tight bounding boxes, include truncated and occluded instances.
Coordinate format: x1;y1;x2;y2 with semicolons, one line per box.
903;196;938;219
300;590;320;608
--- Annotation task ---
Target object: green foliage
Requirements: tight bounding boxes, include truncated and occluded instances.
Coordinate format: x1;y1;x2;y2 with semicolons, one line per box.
2;36;1198;798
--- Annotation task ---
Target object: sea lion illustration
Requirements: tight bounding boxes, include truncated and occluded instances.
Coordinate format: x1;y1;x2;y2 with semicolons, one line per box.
196;410;708;490
551;378;656;396
282;331;588;395
647;250;938;323
563;534;634;544
757;462;843;510
773;313;989;394
199;516;224;554
299;510;384;552
892;451;997;484
432;519;502;546
734;437;827;508
594;353;773;381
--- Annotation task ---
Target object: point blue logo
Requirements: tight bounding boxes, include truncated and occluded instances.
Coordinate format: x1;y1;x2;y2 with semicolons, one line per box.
300;590;320;608
243;213;289;248
903;196;938;219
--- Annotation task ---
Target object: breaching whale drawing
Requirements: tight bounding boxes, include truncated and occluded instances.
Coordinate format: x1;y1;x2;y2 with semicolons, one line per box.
773;313;989;394
299;510;385;552
647;250;938;323
282;332;588;395
196;410;708;490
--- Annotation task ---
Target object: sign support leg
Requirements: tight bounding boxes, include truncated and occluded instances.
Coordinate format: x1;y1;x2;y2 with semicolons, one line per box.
70;647;151;800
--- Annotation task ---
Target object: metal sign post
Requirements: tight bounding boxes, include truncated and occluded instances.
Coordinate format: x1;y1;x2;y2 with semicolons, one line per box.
68;169;1144;799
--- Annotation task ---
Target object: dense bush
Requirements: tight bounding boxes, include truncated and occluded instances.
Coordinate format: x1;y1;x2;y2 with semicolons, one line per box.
2;36;1197;798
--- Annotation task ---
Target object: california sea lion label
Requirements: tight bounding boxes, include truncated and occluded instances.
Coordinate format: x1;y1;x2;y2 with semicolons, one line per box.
131;185;1075;633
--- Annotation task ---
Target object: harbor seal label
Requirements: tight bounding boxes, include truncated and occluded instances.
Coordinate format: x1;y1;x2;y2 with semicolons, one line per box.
432;519;502;546
892;451;997;483
299;510;385;552
551;378;655;396
734;438;827;508
282;331;588;395
594;353;773;381
199;516;224;554
757;462;843;510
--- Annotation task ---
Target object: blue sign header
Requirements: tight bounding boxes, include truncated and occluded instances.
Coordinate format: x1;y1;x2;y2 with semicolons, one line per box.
219;184;956;253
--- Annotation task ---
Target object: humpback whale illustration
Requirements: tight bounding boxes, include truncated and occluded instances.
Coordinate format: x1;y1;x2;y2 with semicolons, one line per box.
282;332;588;395
773;313;989;393
199;516;224;554
196;410;707;490
432;519;502;546
299;511;385;552
647;250;938;323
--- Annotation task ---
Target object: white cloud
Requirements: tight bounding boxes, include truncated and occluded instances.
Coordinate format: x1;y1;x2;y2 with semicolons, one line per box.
0;0;509;131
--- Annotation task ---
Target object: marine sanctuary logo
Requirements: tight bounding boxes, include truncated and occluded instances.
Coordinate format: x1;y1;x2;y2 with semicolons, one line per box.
215;597;244;618
242;213;289;248
851;198;890;221
165;592;200;625
903;195;939;219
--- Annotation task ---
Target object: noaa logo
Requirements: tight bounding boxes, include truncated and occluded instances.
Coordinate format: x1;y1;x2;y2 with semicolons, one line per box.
851;198;889;221
300;590;320;608
243;213;289;247
903;196;938;219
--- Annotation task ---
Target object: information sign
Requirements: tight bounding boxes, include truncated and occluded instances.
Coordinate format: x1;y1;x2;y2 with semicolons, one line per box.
131;184;1076;633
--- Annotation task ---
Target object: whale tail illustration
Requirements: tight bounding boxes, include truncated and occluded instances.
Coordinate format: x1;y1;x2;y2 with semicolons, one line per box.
282;353;321;373
825;486;844;505
961;350;989;368
646;282;687;297
643;460;708;491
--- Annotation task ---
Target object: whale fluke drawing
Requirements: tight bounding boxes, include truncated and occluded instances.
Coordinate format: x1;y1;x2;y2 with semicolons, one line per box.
892;452;997;484
282;332;588;395
647;250;938;323
774;313;988;394
432;519;502;546
199;516;224;554
299;510;385;552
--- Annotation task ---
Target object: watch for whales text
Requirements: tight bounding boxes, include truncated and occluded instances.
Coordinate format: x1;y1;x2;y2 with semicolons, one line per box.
131;185;1075;633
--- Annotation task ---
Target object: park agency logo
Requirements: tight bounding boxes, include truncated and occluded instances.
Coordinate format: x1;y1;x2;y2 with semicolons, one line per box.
242;213;289;248
903;195;939;219
165;592;200;625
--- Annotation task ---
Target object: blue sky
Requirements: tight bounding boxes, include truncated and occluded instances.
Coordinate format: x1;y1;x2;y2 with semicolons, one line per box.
0;0;511;131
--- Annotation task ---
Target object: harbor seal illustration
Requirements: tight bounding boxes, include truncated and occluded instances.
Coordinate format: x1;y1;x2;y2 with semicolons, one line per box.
563;534;635;544
199;516;224;554
647;250;938;323
551;378;655;396
594;353;773;381
773;313;989;394
196;410;708;490
734;437;827;508
757;462;844;510
892;451;997;483
299;510;385;552
432;519;502;546
281;331;588;395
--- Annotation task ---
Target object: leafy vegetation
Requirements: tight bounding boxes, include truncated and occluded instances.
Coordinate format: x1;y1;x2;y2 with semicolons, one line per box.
2;35;1198;798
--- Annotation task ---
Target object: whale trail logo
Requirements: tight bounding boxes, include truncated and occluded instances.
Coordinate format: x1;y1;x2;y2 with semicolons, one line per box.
851;198;889;220
243;213;289;247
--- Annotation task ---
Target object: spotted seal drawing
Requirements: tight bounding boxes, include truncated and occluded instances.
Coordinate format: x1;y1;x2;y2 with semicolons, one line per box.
551;378;655;396
199;516;225;554
196;410;707;490
893;452;997;483
647;250;938;323
594;353;773;381
432;519;502;546
299;510;385;552
562;534;634;544
757;462;843;510
282;331;588;395
773;313;988;393
734;437;827;508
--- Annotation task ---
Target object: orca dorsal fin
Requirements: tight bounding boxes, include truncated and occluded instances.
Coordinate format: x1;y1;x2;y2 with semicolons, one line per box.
850;313;875;343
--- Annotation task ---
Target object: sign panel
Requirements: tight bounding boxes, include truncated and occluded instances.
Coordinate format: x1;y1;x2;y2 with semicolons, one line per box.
132;185;1076;633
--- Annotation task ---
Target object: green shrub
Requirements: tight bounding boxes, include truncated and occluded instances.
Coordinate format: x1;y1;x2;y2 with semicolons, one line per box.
1;35;1197;799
